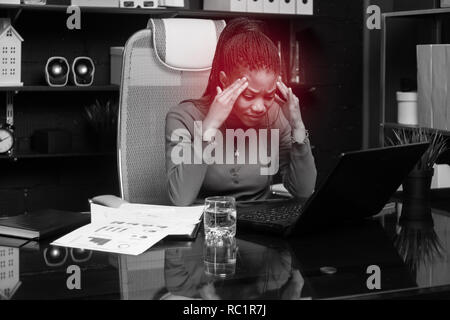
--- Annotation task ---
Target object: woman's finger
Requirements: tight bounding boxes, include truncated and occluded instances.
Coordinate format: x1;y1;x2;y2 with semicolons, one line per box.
288;87;293;100
277;81;289;100
275;94;286;106
289;88;299;109
216;86;223;95
222;79;248;104
278;76;290;91
222;77;244;94
222;77;247;99
229;81;249;104
289;88;301;108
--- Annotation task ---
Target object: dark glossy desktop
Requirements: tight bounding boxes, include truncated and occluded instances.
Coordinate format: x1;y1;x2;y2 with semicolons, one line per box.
2;190;450;300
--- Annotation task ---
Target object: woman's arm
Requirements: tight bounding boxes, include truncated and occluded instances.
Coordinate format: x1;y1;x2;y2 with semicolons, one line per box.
166;81;249;206
274;79;317;198
165;106;209;206
278;112;317;198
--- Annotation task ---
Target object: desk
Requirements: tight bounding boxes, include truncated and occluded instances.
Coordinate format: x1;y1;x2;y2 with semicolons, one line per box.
1;197;450;300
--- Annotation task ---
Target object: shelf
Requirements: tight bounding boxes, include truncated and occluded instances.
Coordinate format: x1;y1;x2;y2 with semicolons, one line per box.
174;8;308;19
0;4;313;19
0;150;115;160
381;123;450;137
382;123;420;129
0;85;120;92
384;8;450;19
0;84;320;93
290;83;338;90
0;4;177;16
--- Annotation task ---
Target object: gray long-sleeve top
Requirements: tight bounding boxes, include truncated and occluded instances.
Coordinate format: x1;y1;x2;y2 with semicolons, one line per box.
165;101;317;206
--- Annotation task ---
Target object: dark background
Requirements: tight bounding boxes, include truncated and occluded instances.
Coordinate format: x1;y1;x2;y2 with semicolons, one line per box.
0;0;366;216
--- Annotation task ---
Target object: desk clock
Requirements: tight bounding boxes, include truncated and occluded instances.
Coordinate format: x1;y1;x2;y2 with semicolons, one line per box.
0;124;14;154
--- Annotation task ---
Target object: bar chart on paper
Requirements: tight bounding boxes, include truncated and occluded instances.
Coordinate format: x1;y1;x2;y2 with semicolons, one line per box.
51;203;204;255
88;237;111;246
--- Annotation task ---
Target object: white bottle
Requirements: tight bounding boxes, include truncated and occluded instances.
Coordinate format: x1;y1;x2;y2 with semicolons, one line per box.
396;91;418;125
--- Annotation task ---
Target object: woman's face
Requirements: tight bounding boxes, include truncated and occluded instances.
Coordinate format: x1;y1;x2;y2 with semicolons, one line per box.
221;69;278;127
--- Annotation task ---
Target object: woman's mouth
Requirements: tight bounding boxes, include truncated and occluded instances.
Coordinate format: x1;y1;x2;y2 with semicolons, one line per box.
246;114;264;121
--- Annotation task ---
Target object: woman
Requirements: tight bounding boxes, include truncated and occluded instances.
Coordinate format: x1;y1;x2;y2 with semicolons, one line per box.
165;18;317;206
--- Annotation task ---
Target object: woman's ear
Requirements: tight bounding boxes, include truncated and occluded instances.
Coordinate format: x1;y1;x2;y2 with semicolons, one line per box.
219;71;228;89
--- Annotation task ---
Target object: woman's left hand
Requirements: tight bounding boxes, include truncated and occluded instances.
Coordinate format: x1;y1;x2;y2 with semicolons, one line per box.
276;77;307;142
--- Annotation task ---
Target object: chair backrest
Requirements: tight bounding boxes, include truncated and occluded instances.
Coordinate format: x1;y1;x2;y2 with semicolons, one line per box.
117;250;166;300
118;18;225;205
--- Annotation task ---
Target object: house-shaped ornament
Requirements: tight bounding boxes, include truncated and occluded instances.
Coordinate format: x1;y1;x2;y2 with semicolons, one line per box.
0;247;21;300
0;18;23;86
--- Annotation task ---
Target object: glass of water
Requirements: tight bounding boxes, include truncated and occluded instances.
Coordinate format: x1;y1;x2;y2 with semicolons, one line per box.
204;237;237;279
203;196;236;245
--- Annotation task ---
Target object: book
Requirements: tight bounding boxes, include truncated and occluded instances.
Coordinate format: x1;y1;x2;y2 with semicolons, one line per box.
0;210;91;240
0;235;29;248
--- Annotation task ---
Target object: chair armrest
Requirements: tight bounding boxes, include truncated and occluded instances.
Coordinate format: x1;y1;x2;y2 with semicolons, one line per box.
90;195;129;208
270;184;293;198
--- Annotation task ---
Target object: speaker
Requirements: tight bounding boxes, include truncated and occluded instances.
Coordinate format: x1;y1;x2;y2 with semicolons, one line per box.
43;246;68;267
70;248;93;263
72;56;95;86
119;0;158;8
45;57;70;87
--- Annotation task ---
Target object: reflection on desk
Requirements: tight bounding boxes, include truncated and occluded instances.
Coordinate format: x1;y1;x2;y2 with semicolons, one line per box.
160;238;303;300
395;198;448;289
0;246;20;300
1;194;450;299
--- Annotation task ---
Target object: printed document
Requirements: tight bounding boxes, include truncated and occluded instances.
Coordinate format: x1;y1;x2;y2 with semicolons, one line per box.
51;203;203;255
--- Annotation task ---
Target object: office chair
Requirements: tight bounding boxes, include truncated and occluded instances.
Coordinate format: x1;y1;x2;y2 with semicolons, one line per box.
117;18;226;205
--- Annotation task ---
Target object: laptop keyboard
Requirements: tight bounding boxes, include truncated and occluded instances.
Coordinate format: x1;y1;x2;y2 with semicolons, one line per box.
238;202;303;227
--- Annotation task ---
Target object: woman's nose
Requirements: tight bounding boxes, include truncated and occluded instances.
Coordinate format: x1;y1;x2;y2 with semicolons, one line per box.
251;103;266;114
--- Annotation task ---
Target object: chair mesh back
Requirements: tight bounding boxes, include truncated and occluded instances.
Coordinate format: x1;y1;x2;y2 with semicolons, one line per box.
118;29;210;204
118;250;165;300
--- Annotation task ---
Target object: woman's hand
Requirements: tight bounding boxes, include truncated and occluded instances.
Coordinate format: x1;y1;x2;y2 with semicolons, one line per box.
203;77;249;137
276;77;307;143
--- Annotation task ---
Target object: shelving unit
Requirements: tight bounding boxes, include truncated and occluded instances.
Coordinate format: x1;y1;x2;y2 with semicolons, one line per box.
0;85;119;92
380;8;450;145
0;3;304;159
0;4;314;19
0;83;120;158
0;150;114;160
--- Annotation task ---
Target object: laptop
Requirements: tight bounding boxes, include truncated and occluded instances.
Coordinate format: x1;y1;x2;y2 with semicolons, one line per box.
237;143;429;237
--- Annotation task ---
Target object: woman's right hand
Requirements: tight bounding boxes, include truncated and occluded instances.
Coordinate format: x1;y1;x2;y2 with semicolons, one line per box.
203;77;248;136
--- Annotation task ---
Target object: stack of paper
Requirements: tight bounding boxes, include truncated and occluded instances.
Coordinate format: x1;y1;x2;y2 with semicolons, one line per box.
51;203;203;256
